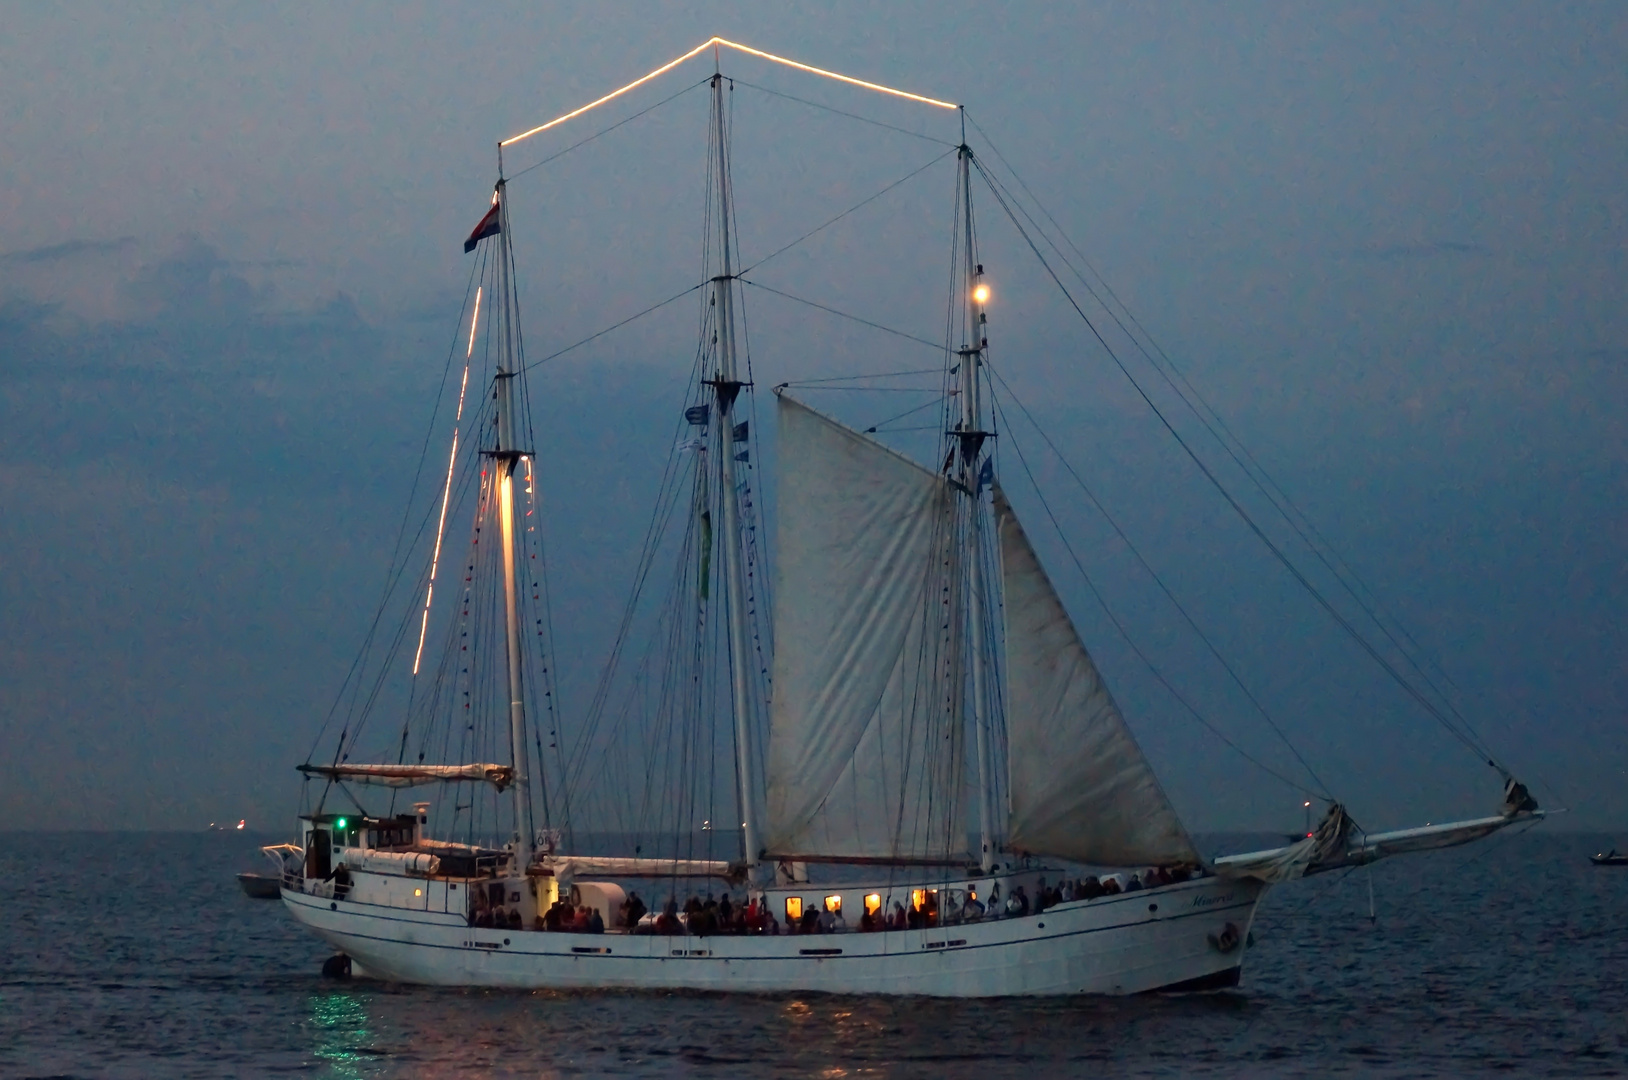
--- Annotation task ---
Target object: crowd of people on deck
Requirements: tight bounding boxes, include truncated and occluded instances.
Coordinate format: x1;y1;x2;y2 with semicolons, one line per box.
468;866;1201;934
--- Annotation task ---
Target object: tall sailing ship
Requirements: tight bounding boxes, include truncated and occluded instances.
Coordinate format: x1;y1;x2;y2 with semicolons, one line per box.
271;40;1543;996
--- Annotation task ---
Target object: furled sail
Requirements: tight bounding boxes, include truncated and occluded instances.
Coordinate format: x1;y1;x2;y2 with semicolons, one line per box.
995;486;1200;866
298;763;514;790
762;395;967;861
1214;801;1543;883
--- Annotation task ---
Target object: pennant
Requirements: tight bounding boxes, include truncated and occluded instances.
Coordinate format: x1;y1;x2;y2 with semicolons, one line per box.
685;405;709;426
463;201;501;253
732;421;748;442
977;457;994;492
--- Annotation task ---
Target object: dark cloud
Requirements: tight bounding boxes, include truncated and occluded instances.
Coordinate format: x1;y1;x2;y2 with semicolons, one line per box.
1;236;137;264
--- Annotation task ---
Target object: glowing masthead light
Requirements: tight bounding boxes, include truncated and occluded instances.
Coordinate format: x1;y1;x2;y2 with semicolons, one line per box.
972;283;991;305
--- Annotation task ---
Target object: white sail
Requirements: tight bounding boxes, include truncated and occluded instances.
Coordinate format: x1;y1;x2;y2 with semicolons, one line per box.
762;395;967;861
995;486;1200;867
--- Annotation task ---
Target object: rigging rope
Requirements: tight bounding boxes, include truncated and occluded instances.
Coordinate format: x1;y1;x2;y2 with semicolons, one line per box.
736;148;956;277
993;393;1329;799
732;78;956;148
506;77;712;183
739;279;942;350
967;151;1509;775
515;283;705;376
967;110;1557;804
985;362;1334;798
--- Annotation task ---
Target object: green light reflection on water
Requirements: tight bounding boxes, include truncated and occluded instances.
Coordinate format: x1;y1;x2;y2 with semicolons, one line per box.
308;990;374;1079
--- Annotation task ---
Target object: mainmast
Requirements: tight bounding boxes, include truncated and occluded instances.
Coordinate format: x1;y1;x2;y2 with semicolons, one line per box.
707;72;763;873
955;137;997;873
491;179;536;869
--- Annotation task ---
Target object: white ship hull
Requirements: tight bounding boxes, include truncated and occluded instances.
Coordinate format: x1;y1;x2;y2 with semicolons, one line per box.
284;873;1266;997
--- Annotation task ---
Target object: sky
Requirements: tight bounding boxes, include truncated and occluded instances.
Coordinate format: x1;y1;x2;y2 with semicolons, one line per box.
1;1;1623;836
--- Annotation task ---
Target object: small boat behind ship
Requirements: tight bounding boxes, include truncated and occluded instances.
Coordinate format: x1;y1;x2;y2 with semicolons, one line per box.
1591;850;1628;866
237;873;282;899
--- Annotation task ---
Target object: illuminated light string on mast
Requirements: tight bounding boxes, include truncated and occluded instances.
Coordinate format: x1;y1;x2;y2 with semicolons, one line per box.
499;36;955;151
412;285;482;676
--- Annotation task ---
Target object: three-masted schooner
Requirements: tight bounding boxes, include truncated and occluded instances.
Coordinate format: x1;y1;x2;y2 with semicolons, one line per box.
271;40;1543;996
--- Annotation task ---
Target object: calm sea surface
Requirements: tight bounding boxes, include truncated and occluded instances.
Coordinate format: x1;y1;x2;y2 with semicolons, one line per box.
2;830;1625;1078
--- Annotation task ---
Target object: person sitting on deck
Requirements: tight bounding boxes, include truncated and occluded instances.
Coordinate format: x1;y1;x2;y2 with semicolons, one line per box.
587;907;605;934
962;891;985;921
719;894;733;925
1124;873;1144;892
1101;875;1122;895
656;897;680;935
985;884;1002;918
508;908;523;930
800;907;822;935
1079;875;1104;900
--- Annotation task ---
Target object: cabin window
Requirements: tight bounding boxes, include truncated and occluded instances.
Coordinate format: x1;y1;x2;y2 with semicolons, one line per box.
785;897;803;922
824;895;842;914
864;893;882;916
911;888;934;911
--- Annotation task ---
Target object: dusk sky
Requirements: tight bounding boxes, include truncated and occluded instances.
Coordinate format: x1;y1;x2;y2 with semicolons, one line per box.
2;2;1622;836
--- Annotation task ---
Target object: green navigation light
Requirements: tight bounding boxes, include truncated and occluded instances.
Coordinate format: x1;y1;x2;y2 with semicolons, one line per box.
335;817;348;829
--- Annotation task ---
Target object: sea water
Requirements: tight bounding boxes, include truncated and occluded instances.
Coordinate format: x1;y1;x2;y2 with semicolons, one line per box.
2;830;1624;1078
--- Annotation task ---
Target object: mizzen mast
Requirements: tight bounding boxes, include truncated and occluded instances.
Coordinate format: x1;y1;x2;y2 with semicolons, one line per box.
706;71;763;874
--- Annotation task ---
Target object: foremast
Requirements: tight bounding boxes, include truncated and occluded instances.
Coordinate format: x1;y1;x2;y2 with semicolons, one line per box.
706;72;763;876
490;179;536;870
954;136;999;874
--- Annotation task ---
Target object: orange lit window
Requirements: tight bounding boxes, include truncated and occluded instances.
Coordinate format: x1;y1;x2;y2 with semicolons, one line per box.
824;894;842;914
785;896;803;921
864;893;882;915
911;889;926;911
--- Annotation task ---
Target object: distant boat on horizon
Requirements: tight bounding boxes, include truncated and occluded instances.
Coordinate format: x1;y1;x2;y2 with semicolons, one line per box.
266;38;1544;997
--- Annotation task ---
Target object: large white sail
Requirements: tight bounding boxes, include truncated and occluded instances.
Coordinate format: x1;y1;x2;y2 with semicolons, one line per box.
995;487;1200;867
762;395;967;861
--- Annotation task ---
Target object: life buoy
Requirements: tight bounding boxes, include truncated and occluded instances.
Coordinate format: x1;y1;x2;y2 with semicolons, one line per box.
1207;922;1241;954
